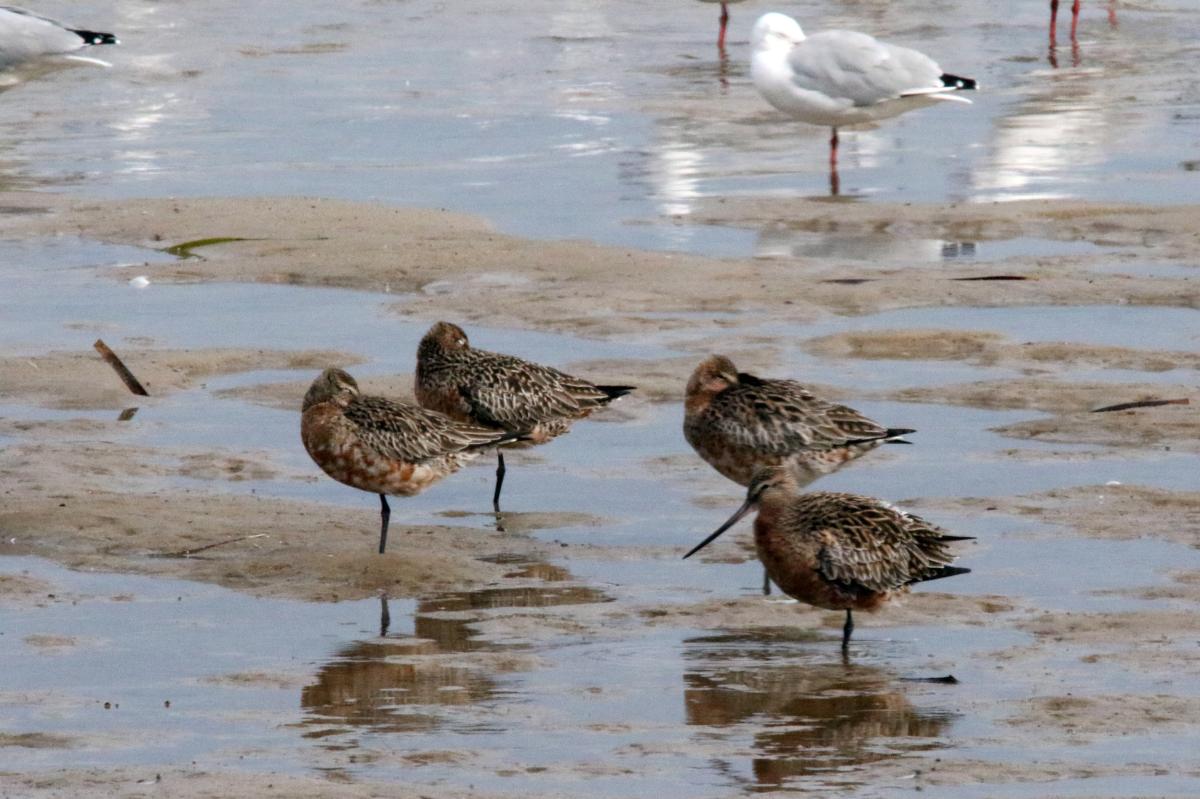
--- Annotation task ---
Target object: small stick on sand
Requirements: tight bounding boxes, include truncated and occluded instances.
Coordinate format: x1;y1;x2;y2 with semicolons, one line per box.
157;533;268;559
1091;398;1190;413
94;339;149;396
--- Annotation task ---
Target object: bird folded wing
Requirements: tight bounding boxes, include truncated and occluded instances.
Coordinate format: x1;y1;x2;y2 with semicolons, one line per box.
816;520;913;593
791;30;944;106
346;396;502;462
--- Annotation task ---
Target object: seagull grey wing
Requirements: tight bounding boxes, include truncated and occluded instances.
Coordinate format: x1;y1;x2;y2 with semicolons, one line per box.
791;30;942;106
345;396;502;462
0;6;82;63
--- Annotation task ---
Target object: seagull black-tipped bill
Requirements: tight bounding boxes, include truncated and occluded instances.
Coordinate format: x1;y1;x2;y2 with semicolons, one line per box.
683;495;757;560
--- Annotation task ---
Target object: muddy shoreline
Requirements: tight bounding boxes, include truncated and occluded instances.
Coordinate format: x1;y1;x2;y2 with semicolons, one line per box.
2;192;1198;797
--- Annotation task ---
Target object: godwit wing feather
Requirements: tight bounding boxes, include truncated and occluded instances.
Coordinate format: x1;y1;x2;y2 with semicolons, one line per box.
798;493;963;593
708;377;890;455
344;395;509;463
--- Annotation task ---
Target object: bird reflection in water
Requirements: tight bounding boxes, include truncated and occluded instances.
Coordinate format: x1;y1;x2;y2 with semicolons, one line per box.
682;631;954;790
301;569;610;736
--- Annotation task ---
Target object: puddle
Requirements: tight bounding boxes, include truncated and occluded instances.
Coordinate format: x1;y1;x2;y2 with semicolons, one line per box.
789;305;1200;355
754;230;1112;262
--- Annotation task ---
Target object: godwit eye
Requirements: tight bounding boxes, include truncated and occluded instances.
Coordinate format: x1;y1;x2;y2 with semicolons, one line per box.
456;338;466;346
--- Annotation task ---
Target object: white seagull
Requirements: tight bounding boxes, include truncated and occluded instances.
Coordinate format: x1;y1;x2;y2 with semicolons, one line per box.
0;6;118;70
750;12;976;195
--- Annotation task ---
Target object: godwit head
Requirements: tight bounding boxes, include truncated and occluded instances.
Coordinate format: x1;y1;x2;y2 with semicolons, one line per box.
683;465;795;560
685;354;739;406
303;367;359;411
419;320;469;356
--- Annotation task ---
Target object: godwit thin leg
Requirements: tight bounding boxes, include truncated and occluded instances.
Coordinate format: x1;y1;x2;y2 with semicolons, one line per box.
762;567;772;596
378;494;391;554
842;609;854;650
717;2;730;50
1050;0;1060;44
379;593;391;637
492;450;507;512
829;127;841;197
1070;0;1081;41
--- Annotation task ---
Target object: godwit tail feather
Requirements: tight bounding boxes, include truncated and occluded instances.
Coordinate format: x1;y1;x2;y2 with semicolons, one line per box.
597;385;636;402
914;565;972;585
466;430;530;452
844;427;917;447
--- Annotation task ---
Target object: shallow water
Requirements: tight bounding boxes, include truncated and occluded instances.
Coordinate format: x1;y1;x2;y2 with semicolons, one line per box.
3;236;1200;794
3;0;1200;795
0;0;1197;255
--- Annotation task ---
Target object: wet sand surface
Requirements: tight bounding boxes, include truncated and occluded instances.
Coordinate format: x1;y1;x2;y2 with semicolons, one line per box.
2;0;1199;796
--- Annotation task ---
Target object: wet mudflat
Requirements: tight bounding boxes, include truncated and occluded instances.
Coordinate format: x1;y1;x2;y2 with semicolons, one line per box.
1;0;1199;796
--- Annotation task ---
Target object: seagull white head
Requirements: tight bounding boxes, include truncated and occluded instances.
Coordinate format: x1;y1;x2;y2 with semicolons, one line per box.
751;12;805;52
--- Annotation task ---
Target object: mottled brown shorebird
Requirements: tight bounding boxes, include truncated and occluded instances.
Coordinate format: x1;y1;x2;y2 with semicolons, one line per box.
301;368;519;554
684;466;971;649
685;354;913;488
415;321;635;511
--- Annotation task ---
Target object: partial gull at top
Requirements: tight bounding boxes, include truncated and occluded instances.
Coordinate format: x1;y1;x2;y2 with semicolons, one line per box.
0;6;118;69
750;11;976;195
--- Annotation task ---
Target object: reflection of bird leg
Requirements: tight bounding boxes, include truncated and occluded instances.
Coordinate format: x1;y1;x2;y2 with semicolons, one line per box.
378;494;391;554
829;127;840;197
718;46;731;91
379;593;391;637
718;2;730;50
1107;0;1117;29
842;608;854;650
492;450;506;512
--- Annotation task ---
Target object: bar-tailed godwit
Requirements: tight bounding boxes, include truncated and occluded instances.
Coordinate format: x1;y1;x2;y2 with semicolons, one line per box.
301;368;519;554
684;466;972;649
415;321;635;511
685;354;913;489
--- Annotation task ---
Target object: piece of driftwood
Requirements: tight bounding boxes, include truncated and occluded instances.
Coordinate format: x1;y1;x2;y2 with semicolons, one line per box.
94;339;149;396
155;533;268;559
1091;398;1190;413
